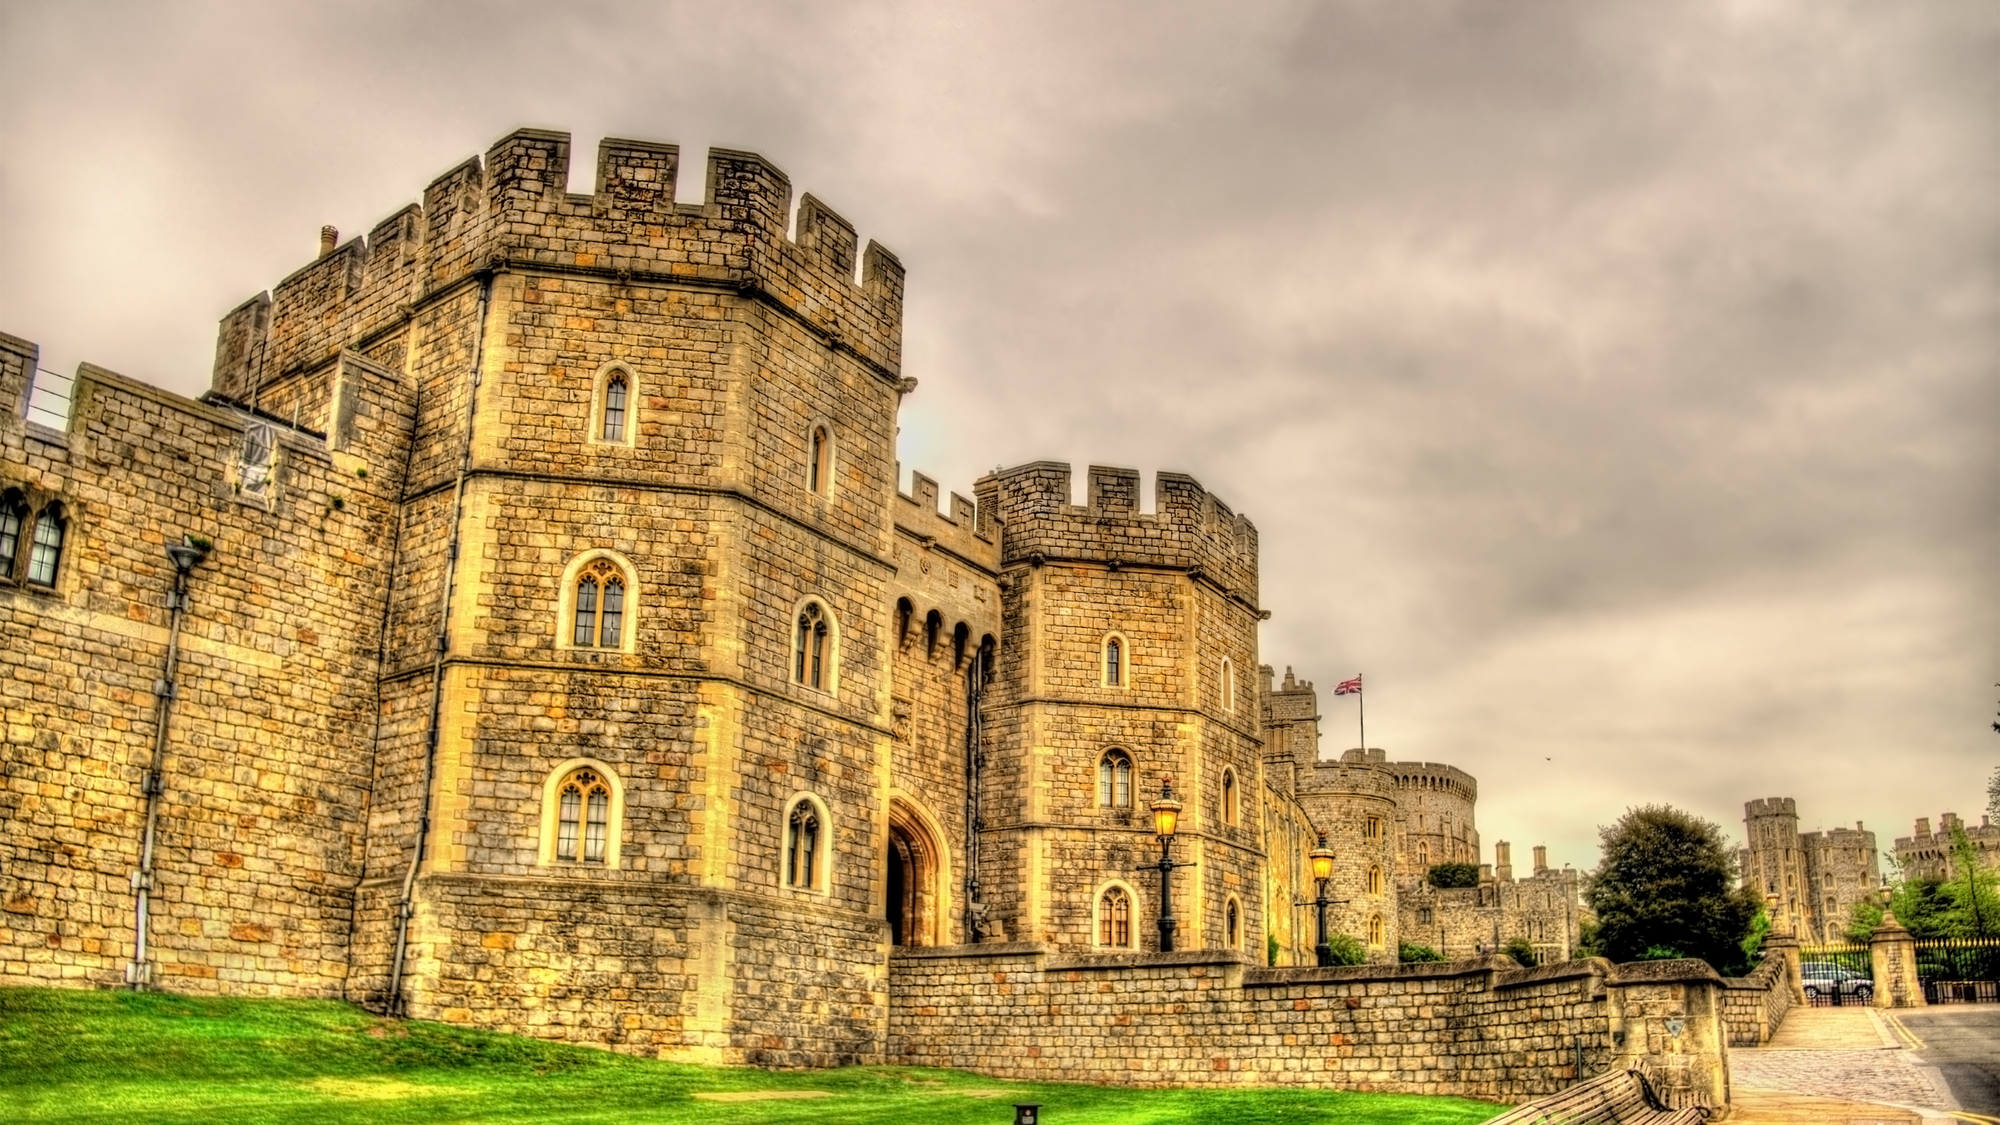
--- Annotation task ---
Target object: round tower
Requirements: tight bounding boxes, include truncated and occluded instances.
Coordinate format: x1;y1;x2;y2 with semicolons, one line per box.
1297;749;1400;962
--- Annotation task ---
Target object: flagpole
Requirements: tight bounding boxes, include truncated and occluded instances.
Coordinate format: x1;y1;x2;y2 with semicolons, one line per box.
1358;672;1365;754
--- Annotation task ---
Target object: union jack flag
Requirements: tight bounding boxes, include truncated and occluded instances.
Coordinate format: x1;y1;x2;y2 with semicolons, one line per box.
1334;675;1362;695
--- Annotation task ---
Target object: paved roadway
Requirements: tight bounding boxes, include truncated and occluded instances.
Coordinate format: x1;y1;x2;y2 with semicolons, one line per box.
1899;1006;2000;1118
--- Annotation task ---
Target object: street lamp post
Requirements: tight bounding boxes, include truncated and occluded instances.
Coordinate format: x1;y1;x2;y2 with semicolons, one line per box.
1148;777;1191;952
1309;830;1337;966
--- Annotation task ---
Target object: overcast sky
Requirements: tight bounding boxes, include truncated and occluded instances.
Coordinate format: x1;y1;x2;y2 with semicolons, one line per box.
3;1;1994;871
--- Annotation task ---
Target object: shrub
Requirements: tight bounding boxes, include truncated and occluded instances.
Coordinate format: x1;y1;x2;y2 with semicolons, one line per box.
1427;862;1480;889
1500;937;1538;967
1398;942;1445;963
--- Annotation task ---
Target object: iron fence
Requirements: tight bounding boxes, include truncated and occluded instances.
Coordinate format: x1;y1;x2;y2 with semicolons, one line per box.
1913;936;2000;1005
1798;943;1873;1007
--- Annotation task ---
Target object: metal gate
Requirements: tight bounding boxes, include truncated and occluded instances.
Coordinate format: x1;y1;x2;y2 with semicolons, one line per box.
1798;943;1874;1007
1915;937;2000;1005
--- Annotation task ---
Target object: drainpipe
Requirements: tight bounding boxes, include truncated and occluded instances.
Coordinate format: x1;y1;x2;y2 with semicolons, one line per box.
962;644;988;943
127;536;209;988
385;270;492;1015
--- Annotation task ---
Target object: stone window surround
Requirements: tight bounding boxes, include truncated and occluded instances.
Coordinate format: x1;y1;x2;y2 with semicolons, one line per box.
1097;747;1135;809
1094;879;1141;949
1220;766;1238;827
536;757;626;869
1224;894;1243;949
587;362;638;449
0;486;67;592
556;550;641;654
1101;631;1131;689
804;417;836;500
1218;656;1236;713
782;791;834;895
790;595;842;695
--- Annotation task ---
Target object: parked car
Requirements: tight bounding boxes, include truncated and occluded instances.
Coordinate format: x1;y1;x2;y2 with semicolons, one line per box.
1800;962;1873;1001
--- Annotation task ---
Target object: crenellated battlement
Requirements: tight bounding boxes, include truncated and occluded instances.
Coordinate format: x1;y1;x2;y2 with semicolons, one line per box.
895;469;998;571
973;461;1258;604
1305;754;1396;800
1386;761;1479;802
1744;797;1798;821
212;127;906;400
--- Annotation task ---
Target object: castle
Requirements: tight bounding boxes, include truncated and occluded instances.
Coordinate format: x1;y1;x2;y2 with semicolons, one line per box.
1894;812;2000;884
1739;797;1881;944
0;127;1579;1066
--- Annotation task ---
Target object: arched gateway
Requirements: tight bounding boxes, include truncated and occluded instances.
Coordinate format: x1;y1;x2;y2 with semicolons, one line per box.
886;798;949;946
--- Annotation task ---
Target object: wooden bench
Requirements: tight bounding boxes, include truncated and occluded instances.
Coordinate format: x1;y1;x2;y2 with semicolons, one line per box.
1479;1068;1712;1124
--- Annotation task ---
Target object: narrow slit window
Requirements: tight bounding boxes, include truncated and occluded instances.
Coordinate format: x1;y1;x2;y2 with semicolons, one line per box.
786;801;822;889
26;507;64;587
1221;768;1237;827
808;426;831;496
1226;900;1241;948
601;373;628;442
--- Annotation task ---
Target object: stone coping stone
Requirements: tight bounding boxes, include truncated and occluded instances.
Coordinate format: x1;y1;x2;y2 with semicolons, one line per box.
889;941;1049;961
1047;949;1253;972
1609;958;1725;984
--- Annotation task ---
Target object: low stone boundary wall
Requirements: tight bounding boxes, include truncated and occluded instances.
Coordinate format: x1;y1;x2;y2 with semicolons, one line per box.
1721;956;1794;1047
888;944;1617;1102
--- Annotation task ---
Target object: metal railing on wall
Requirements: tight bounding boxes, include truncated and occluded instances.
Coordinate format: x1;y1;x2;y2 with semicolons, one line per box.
26;368;73;429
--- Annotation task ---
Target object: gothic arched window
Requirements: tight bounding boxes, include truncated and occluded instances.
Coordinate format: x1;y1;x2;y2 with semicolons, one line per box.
1098;749;1133;808
600;371;628;442
1098;885;1133;948
795;601;831;690
808;425;833;497
0;490;26;581
1220;767;1238;827
572;559;627;647
785;797;826;890
26;504;65;587
1368;914;1385;947
555;767;612;863
1103;634;1126;687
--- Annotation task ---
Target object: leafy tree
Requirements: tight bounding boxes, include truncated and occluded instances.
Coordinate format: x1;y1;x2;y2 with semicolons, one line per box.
1584;805;1760;974
1501;937;1539;967
1741;903;1771;964
1426;862;1480;889
1398;941;1445;963
1850;876;1956;942
1267;932;1280;967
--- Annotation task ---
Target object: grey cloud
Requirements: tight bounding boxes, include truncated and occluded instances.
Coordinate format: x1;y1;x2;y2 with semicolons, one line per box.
1;0;1993;865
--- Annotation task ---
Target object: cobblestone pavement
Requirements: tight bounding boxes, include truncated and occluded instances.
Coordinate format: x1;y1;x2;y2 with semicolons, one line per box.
1731;1047;1950;1109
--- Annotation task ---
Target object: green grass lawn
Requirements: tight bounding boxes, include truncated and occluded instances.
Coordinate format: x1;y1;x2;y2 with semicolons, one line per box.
0;987;1503;1124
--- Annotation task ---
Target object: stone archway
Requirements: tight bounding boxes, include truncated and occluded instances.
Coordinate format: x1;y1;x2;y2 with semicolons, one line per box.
887;799;946;946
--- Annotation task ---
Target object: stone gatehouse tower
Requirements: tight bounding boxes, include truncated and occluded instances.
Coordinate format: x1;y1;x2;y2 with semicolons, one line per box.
1;125;1580;1062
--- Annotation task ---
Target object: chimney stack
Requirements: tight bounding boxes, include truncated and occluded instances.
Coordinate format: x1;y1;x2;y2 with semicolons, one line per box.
1494;841;1513;883
319;225;339;258
1917;817;1932;837
1533;845;1548;875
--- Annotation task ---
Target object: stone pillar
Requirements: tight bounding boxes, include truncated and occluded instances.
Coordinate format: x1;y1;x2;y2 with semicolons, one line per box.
1761;931;1806;1006
1605;960;1731;1117
1869;913;1926;1009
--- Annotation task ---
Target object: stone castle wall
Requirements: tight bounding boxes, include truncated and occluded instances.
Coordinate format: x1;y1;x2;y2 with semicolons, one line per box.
888;944;1620;1100
0;333;406;995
